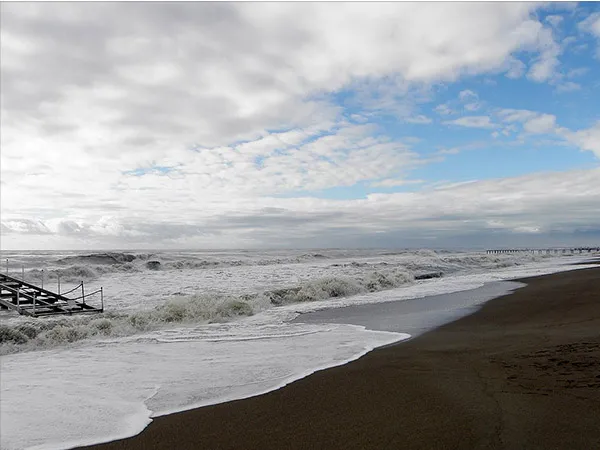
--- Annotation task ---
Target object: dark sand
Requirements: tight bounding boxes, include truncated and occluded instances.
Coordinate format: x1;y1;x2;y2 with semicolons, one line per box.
85;267;600;450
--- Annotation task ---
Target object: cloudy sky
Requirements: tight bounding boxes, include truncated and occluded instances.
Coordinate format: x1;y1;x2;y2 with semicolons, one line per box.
1;2;599;250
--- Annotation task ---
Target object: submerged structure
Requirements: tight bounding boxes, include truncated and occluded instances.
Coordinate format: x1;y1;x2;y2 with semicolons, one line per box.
0;273;103;317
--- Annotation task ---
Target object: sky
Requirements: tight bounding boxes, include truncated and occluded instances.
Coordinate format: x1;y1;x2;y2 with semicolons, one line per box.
1;2;599;251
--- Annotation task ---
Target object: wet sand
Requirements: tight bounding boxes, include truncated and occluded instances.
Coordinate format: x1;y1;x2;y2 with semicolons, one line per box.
85;267;600;450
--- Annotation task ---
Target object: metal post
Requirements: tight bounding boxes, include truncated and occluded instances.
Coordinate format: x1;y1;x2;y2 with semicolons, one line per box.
81;281;85;305
33;293;36;315
6;259;8;274
58;275;61;295
100;287;104;312
41;269;44;289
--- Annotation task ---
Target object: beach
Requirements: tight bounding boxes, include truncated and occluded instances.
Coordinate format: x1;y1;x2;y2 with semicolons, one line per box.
84;266;600;450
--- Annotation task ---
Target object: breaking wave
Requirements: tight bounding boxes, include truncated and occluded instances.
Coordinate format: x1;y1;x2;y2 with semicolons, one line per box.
57;252;139;265
27;264;141;284
1;250;563;355
22;252;337;282
0;269;415;355
16;249;560;287
23;250;554;284
0;295;257;355
260;269;414;305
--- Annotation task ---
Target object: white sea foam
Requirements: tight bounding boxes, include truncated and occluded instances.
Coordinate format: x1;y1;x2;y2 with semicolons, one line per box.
1;322;407;450
0;249;572;354
0;270;414;354
0;249;597;450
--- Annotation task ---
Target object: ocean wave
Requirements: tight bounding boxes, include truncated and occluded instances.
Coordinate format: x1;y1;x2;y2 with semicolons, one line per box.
26;250;549;285
57;252;138;265
0;268;416;355
164;259;244;270
27;263;141;283
328;252;549;276
35;252;335;280
0;295;257;355
1;251;561;354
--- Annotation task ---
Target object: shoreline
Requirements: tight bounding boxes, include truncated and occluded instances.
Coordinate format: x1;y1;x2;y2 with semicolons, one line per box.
293;279;527;340
83;266;600;450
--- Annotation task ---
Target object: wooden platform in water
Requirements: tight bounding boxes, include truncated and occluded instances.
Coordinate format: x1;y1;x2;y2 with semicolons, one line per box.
0;273;103;317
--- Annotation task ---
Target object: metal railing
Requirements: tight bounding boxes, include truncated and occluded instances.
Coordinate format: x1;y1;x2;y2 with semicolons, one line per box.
60;282;84;296
2;259;105;313
67;287;104;311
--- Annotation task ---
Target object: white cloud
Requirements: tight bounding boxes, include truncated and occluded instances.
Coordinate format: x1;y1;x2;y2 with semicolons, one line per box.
559;121;600;158
405;115;432;124
1;3;559;146
562;36;577;48
1;220;51;235
497;108;539;123
437;147;462;155
555;81;581;93
458;90;478;102
566;67;588;78
527;27;561;82
434;104;454;116
495;109;599;156
578;12;600;58
522;114;557;134
0;3;596;249
458;89;482;111
370;179;425;188
3;168;599;249
579;12;600;36
513;225;541;234
545;15;564;28
464;102;482;112
528;52;560;82
2;4;554;207
506;58;527;78
443;116;496;129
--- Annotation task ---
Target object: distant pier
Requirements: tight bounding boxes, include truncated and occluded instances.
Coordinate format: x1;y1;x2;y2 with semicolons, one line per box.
486;247;600;255
0;273;103;317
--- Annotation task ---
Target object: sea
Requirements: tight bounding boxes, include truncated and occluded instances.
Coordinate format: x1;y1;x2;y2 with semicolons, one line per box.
0;248;597;450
